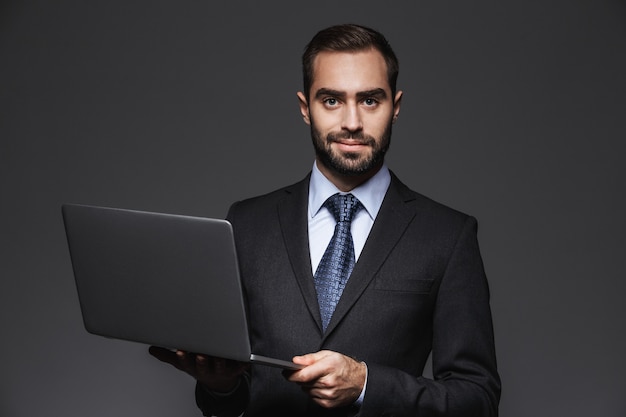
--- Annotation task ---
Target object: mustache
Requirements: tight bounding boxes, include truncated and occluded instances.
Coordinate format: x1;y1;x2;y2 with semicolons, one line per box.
326;131;376;145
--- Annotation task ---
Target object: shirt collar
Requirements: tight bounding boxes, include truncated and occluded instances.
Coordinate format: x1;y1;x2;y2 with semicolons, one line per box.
309;161;391;221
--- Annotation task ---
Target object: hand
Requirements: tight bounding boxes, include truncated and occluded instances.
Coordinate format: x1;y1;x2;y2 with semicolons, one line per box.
284;350;366;408
149;346;248;393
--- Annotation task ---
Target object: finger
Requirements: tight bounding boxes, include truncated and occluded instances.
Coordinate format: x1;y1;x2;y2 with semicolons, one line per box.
194;354;214;379
195;354;208;368
290;351;338;383
176;350;198;373
199;356;249;376
148;346;179;366
212;356;228;373
286;366;327;385
228;359;251;376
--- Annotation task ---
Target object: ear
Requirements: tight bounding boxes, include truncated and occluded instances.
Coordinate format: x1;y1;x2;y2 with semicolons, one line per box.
392;90;403;123
296;91;311;125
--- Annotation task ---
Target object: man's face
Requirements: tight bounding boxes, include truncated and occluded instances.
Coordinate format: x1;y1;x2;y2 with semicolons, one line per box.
298;48;402;179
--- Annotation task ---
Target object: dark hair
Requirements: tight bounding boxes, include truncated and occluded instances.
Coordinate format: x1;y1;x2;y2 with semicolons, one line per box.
302;24;399;99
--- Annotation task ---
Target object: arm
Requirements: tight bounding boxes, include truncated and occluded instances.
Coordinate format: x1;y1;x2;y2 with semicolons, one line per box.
195;372;251;417
359;217;501;416
148;347;249;417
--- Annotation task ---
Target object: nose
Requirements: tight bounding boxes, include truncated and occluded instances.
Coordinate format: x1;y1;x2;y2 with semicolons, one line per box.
341;102;363;132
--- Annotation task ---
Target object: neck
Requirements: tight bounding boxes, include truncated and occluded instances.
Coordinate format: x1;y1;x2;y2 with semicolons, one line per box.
316;159;382;192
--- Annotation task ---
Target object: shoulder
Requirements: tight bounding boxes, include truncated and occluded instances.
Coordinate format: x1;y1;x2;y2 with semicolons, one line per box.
388;171;473;224
226;174;310;223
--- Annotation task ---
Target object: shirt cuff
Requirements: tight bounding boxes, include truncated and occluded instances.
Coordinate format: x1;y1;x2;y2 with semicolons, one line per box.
354;361;368;406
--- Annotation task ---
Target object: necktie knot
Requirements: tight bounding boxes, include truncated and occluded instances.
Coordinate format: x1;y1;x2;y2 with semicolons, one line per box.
324;193;362;224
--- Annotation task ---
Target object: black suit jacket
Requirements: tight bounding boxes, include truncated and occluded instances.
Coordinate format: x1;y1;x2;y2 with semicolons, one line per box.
196;173;500;417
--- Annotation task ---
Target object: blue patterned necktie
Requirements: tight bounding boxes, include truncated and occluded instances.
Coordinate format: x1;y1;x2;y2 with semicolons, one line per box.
314;193;363;332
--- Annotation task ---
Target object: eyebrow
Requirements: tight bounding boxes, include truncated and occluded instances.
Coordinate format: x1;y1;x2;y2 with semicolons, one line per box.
314;88;388;100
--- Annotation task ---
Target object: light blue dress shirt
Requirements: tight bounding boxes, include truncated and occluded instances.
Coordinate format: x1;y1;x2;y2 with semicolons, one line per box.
308;161;391;274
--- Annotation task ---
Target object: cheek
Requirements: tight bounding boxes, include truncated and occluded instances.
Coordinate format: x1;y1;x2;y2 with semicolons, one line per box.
365;115;393;135
310;111;341;134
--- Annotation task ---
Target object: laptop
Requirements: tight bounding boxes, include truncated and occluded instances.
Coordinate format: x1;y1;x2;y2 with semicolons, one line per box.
62;203;302;370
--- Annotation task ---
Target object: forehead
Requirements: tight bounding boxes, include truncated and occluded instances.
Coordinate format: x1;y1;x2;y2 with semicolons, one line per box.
310;49;390;94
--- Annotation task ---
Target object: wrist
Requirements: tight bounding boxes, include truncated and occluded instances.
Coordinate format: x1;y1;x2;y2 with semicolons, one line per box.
200;376;241;396
354;361;368;406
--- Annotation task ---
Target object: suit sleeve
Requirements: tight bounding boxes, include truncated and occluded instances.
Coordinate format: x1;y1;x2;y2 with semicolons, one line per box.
195;374;250;417
194;202;251;417
359;216;501;417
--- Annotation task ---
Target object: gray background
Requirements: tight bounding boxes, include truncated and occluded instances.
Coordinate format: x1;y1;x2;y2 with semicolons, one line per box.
1;1;625;416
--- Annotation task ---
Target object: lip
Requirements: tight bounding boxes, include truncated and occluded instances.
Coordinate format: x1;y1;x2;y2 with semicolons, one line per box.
333;140;369;152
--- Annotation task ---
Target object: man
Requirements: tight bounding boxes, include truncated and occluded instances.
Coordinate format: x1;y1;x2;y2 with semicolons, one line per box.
151;24;500;416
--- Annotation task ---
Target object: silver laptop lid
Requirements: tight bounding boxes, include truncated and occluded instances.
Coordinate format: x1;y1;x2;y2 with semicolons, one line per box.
62;204;252;362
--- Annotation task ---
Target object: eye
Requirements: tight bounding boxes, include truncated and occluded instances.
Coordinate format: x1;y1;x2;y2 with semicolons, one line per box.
323;97;339;107
363;98;379;107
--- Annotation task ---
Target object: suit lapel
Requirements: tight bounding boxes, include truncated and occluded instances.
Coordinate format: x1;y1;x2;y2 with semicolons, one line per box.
323;174;418;337
276;175;325;330
275;173;420;337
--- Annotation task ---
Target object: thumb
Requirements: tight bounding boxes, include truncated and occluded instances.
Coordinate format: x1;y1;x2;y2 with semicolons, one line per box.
292;350;329;366
292;353;317;366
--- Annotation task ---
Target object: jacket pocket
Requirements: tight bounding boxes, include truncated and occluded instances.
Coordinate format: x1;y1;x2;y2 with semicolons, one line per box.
373;276;434;294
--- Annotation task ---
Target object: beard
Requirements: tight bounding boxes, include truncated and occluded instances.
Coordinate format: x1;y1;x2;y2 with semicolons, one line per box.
310;120;392;177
